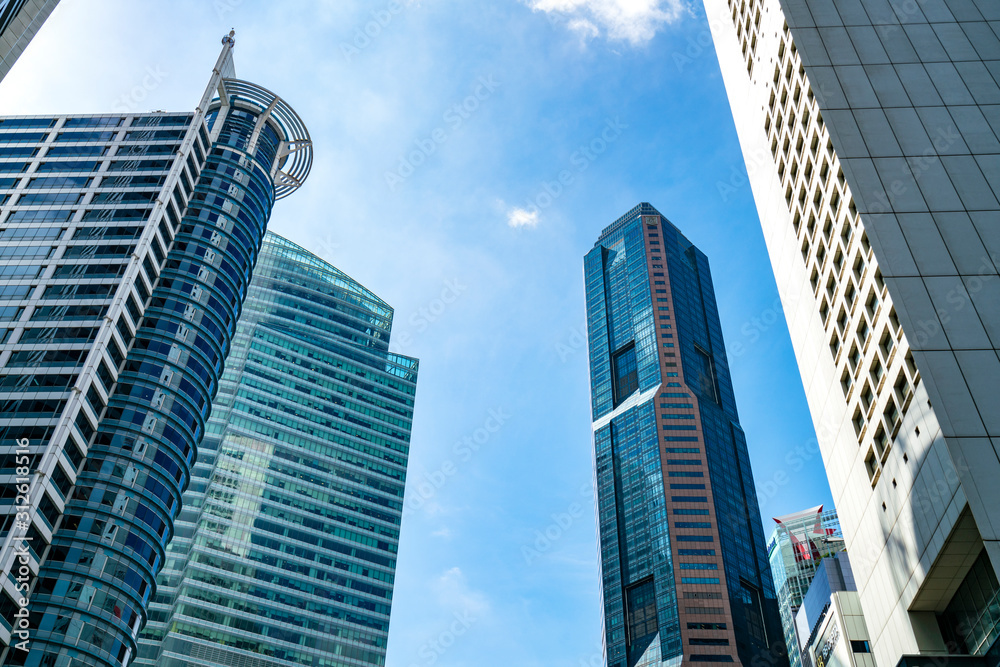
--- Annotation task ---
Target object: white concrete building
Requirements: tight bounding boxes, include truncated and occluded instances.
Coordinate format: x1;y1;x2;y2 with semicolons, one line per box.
800;591;874;667
701;1;1000;666
0;0;59;82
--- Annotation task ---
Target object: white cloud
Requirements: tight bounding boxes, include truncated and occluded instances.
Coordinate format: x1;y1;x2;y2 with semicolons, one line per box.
567;17;600;41
433;567;491;617
506;206;540;229
527;0;689;45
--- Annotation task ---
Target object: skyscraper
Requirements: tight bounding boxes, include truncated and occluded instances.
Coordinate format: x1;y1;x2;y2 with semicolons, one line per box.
701;1;1000;666
0;36;311;667
793;552;869;667
585;203;786;667
0;0;60;81
768;506;845;667
135;232;418;667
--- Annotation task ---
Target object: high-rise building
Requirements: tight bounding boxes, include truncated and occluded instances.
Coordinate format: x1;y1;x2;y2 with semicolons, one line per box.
0;0;60;81
585;203;786;667
135;232;418;667
794;552;870;667
0;36;311;667
768;506;845;667
701;1;1000;666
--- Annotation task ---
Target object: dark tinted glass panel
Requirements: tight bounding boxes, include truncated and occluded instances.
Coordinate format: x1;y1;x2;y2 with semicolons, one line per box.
741;580;767;645
45;146;107;157
62;117;122;128
131;115;191;127
35;161;99;172
55;131;116;142
613;343;638;406
17;192;82;205
626;579;659;657
5;209;73;224
938;549;1000;655
0;118;55;129
0;147;38;157
0;132;46;143
691;346;718;403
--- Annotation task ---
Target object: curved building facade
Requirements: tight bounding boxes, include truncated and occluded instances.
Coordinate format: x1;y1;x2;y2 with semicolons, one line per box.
0;38;311;667
136;234;417;667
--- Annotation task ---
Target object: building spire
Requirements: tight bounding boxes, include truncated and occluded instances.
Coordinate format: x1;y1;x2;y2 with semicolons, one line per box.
222;29;236;48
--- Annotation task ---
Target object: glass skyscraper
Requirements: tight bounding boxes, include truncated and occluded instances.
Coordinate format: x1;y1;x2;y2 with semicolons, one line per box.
585;203;785;667
701;0;1000;665
0;37;312;667
135;233;417;667
767;506;845;667
0;0;60;81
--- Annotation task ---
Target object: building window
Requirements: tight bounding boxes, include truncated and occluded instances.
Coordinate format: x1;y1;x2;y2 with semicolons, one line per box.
626;579;659;654
865;447;880;483
937;549;1000;655
860;384;874;412
853;408;866;436
612;343;638;406
691;346;718;403
883;400;900;430
841;370;853;397
741;579;768;646
850;640;871;653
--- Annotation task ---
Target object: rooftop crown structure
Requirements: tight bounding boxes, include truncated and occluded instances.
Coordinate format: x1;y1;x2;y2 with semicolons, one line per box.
585;204;786;667
0;35;311;667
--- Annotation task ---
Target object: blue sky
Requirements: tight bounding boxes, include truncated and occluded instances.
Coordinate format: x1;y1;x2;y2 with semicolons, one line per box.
0;1;836;664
